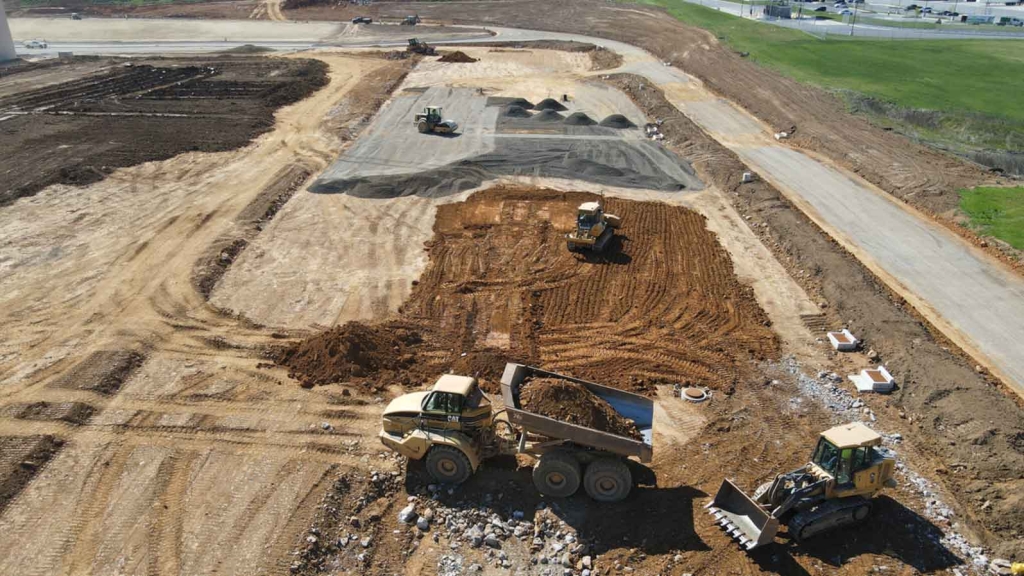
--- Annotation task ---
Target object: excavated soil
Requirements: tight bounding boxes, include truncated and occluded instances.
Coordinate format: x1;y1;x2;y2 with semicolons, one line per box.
519;377;641;439
278;323;424;389
282;185;778;394
438;50;478;63
50;350;147;395
0;402;96;425
0;56;328;207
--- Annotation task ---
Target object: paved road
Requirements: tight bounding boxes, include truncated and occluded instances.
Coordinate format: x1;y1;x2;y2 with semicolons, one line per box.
9;22;1024;397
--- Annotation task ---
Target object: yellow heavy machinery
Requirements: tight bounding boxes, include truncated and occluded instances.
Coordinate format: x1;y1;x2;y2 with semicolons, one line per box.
707;422;897;550
406;38;436;56
565;201;621;252
414;106;458;135
380;364;654;502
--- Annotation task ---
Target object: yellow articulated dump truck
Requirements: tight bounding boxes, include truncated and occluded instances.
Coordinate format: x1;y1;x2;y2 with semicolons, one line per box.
379;363;654;502
707;422;897;550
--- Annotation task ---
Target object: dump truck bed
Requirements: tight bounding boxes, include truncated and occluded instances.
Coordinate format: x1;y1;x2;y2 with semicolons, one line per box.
499;363;654;462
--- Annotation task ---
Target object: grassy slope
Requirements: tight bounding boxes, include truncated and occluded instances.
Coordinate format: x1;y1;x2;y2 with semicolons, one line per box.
960;187;1024;249
632;0;1024;122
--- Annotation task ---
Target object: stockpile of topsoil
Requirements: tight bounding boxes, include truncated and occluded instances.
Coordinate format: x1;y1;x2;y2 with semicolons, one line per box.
563;112;596;126
278;322;423;388
438;51;479;63
519;378;641;440
534;98;567;112
599;114;636;129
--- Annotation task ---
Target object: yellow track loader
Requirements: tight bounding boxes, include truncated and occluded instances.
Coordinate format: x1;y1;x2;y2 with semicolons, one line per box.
707;422;897;550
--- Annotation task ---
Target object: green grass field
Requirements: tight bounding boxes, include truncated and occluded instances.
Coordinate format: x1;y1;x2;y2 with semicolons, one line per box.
629;0;1024;123
960;187;1024;249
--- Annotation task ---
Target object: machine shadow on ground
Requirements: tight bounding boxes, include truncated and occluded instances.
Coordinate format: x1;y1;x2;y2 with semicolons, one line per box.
764;496;962;574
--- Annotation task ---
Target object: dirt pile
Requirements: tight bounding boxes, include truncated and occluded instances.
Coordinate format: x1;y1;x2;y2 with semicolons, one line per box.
564;112;596;126
520;378;641;439
278;322;425;388
535;98;568;112
531;109;565;122
2;402;95;425
504;104;531;118
438;51;478;63
599;114;636;129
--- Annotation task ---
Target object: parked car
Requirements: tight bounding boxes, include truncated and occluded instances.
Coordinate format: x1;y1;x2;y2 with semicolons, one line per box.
23;40;48;49
351;16;372;24
840;8;853;14
813;5;828;10
921;6;933;12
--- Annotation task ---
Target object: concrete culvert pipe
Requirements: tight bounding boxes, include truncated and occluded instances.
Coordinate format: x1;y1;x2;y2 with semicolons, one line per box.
535;98;568;112
599;114;636;129
563;112;596;126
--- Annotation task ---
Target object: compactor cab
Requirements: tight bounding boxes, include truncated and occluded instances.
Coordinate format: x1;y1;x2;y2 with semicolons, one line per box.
566;201;621;253
414;105;458;135
708;422;896;550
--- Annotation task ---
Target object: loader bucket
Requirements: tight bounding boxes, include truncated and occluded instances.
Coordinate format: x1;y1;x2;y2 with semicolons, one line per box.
705;479;779;550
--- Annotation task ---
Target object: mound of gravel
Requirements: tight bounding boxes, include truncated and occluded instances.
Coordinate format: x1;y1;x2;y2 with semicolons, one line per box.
599;114;636;129
504;105;531;118
438;51;478;63
506;97;534;110
563;112;596;126
531;109;565;122
535;98;568;112
520;377;641;439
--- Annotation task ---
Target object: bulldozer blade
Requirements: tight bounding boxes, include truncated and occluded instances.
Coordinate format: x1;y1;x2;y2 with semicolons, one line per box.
705;478;779;551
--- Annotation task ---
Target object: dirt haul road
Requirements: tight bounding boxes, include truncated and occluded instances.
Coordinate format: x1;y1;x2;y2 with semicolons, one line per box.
0;52;415;575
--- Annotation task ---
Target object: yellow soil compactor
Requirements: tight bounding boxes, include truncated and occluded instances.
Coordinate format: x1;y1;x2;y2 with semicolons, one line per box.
566;201;621;252
707;422;897;550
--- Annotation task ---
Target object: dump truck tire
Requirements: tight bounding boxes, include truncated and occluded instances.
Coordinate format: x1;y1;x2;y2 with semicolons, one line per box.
426;445;472;484
418;121;430;133
583;458;632;502
533;451;581;498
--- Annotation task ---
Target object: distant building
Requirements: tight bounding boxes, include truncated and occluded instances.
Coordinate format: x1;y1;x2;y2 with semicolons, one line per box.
765;3;794;18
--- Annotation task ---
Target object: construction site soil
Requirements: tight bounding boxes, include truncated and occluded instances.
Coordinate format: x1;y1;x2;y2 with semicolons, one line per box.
606;72;1024;556
0;56;328;207
437;50;478;64
519;377;642;440
282;185;779;396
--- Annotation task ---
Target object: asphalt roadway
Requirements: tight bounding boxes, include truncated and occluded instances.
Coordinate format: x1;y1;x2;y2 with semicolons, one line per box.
8;19;1024;398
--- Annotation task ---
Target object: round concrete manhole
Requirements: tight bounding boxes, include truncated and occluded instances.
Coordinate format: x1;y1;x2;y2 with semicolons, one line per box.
681;387;709;403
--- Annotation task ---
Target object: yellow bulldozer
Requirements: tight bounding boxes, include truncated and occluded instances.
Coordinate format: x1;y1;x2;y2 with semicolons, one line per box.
707;422;897;550
566;201;621;252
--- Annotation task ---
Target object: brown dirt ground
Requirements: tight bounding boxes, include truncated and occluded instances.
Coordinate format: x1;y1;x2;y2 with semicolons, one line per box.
0;436;64;515
605;72;1024;557
0;56;328;207
281;185;779;395
520;377;641;439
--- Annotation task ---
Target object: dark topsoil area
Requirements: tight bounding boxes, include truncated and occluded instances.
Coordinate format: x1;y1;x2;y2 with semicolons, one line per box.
0;56;328;207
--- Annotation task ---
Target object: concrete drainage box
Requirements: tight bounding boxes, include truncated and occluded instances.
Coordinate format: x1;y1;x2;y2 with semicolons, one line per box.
827;329;859;351
849;366;895;393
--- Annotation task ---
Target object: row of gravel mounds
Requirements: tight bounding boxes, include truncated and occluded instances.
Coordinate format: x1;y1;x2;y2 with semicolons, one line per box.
534;98;568;112
563;112;597;126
